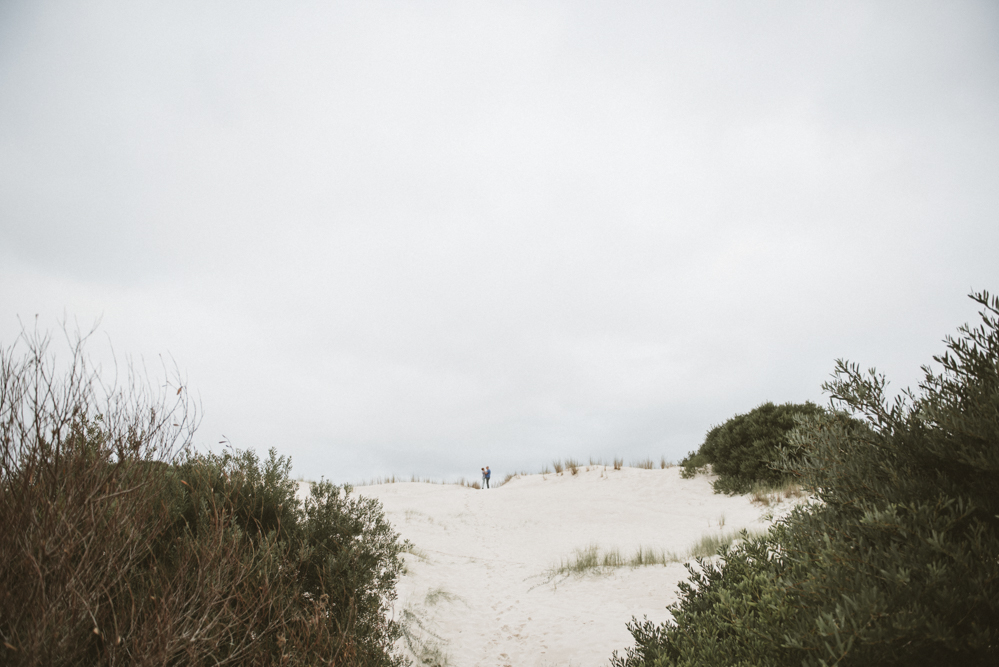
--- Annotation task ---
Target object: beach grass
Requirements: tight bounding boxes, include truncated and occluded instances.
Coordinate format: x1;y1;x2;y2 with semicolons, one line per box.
403;543;430;561
497;470;531;487
355;455;685;490
424;586;460;607
355;475;483;489
748;480;806;506
399;605;451;667
545;528;765;582
397;587;462;666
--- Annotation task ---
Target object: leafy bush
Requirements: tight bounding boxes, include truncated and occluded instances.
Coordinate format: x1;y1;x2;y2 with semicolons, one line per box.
676;451;708;479
613;290;999;666
166;448;408;666
0;329;406;666
680;401;824;493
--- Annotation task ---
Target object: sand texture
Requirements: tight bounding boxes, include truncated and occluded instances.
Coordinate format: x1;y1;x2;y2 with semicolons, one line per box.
306;466;782;667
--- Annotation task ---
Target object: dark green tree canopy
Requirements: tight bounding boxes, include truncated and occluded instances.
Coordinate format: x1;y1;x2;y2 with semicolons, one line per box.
616;290;999;667
681;400;824;494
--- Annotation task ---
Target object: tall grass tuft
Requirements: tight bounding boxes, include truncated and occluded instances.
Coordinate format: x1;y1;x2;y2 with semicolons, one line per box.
634;458;656;470
566;458;580;475
685;530;749;559
613;457;623;470
552;459;564;474
629;545;673;566
545;529;764;582
748;480;805;506
497;471;527;487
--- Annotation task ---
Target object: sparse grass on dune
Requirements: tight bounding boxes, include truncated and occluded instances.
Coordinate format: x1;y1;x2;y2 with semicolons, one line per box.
402;542;431;562
748;480;806;506
500;471;526;486
630;456;674;470
674;462;808;507
424;586;460;607
497;470;532;486
355;475;483;489
356;456;682;489
684;529;762;559
545;528;766;582
550;457;592;476
399;605;451;667
351;455;685;491
545;455;676;476
354;474;401;486
397;587;461;666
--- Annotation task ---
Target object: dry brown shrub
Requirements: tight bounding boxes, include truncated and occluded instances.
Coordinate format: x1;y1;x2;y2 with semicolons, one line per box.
0;327;404;666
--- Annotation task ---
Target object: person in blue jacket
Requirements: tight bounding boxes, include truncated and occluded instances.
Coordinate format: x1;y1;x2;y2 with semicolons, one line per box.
484;466;491;489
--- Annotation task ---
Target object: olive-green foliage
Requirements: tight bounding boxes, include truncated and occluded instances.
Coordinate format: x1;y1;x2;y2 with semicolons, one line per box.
680;401;824;493
0;329;406;666
613;290;999;667
164;448;408;666
296;477;408;662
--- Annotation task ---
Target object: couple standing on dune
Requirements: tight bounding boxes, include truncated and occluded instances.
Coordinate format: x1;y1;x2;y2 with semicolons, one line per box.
480;466;491;489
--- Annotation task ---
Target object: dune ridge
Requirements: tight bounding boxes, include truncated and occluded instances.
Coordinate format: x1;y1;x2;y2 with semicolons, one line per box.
307;465;790;667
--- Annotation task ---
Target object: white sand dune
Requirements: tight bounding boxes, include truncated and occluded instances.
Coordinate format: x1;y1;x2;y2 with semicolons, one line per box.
317;466;783;667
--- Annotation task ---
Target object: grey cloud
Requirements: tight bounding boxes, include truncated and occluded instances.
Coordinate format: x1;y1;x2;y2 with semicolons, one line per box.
2;1;997;482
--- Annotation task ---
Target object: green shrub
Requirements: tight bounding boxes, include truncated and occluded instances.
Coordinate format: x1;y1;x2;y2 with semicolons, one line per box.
680;401;824;493
0;329;406;666
613;290;999;666
677;451;709;479
165;448;407;666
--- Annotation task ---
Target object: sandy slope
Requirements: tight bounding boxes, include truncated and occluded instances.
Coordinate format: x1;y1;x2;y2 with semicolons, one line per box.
318;467;781;667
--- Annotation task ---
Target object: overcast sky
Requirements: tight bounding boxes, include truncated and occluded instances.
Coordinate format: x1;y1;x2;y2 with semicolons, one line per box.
1;1;997;483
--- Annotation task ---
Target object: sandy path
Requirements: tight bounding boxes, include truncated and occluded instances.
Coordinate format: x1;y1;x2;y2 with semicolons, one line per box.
334;466;777;667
